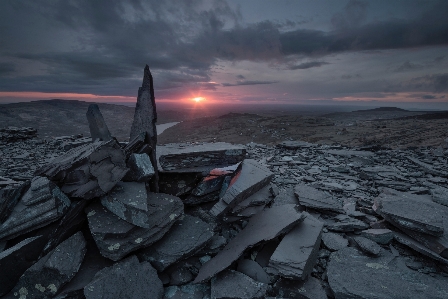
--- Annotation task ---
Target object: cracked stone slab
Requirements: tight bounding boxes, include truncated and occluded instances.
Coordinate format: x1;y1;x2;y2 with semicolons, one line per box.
138;215;213;272
327;247;448;299
123;153;155;182
294;184;343;213
321;232;348;251
84;256;163;299
86;193;183;261
100;182;151;228
157;142;246;172
7;232;86;299
210;159;274;217
0;176;71;240
35;139;128;200
211;270;267;299
269;213;323;280
373;191;445;237
353;236;382;256
327;217;369;232
272;277;327;299
194;204;305;283
163;283;210;299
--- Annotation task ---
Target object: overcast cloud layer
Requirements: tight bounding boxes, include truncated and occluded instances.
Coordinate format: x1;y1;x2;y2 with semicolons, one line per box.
0;0;447;108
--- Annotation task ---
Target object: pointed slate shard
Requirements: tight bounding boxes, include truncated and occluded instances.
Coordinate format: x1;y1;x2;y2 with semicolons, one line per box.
130;65;159;192
0;177;70;240
327;247;448;299
86;193;183;261
9;232;86;299
100;182;151;228
0;236;45;296
123;132;146;159
236;259;270;284
294;184;343;213
321;232;348;251
86;104;112;142
35;140;128;200
123;153;155;182
272;277;327;299
361;229;394;245
211;270;267;299
138;215;213;271
157;142;246;172
84;256;163;299
194;204;305;283
353;236;382;256
269;213;323;280
164;283;210;299
0;181;29;223
210;159;273;217
373;191;445;237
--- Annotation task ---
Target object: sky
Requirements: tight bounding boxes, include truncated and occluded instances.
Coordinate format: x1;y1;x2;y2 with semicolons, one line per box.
0;0;448;109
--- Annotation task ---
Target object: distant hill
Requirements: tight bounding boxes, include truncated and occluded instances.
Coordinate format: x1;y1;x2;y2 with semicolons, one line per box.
353;107;409;112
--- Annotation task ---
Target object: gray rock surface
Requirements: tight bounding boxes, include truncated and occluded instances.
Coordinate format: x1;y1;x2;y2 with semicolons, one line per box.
86;104;112;142
272;277;327;299
353;236;382;256
123;153;155;182
194;204;305;283
321;232;348;251
211;270;267;299
430;185;448;206
0;181;29;223
327;247;448;299
84;255;163;299
361;228;394;245
163;284;210;299
294;184;343;213
269;213;323;280
237;259;271;284
138;215;213;271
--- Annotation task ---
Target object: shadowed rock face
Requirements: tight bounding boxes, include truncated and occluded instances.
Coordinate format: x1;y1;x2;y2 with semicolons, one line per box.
86;104;112;142
211;270;268;299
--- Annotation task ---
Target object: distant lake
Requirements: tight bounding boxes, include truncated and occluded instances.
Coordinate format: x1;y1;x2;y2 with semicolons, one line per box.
156;122;180;135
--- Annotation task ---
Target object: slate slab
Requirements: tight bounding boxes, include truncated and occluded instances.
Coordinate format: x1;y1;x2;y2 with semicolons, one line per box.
327;247;448;299
163;284;210;299
272;277;327;299
194;204;305;283
237;259;270;284
353;236;382;256
294;184;343;213
430;186;448;207
277;140;314;149
269;213;323;280
138;215;213;271
321;232;348;251
361;229;394;245
0;181;29;224
123;153;155;182
86;104;112;142
211;270;267;299
84;255;163;299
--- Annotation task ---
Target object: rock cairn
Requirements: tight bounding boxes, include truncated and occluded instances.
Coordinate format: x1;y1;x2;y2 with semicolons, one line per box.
1;66;448;299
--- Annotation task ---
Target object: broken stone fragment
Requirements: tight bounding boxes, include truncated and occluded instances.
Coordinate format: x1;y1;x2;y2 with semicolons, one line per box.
0;235;45;296
0;176;71;240
269;213;323;280
159;171;203;197
100;182;152;228
294;184;343;213
84;255;163;299
231;184;274;214
8;232;86;299
373;191;445;237
191;169;232;197
272;277;327;299
0;181;29;223
138;215;213;272
86;192;183;261
210;159;273;217
211;270;268;299
123;153;154;182
430;185;448;207
86;104;112;142
157;142;246;172
194;204;305;283
321;232;348;251
352;236;382;256
327;217;369;232
35;140;128;200
237;259;270;284
163;283;210;299
327;247;448;299
277;140;314;149
361;229;394;245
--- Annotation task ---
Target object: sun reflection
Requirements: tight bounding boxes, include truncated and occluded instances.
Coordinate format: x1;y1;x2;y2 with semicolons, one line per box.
193;97;205;103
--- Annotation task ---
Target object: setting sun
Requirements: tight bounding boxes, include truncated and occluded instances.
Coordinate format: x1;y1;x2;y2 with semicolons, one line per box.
193;97;205;103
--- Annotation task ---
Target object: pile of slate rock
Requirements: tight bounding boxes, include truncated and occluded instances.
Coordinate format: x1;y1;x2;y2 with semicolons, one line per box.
1;67;448;299
0;127;37;143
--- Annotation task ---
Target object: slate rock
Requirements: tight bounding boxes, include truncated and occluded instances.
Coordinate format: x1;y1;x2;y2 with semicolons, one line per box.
210;159;273;217
0;235;45;296
294;184;343;213
169;267;194;286
35;140;128;200
138;215;213;271
84;255;163;299
0;176;71;240
157;142;246;172
321;232;348;251
237;259;271;284
0;181;29;224
194;204;305;283
123;153;155;182
353;236;382;256
211;270;267;299
8;232;86;299
272;277;327;299
269;213;323;280
327;217;369;232
272;186;299;207
327;247;448;299
361;229;394;245
430;186;448;207
86;104;112;142
163;284;210;299
277;140;314;149
100;182;151;228
86;193;183;261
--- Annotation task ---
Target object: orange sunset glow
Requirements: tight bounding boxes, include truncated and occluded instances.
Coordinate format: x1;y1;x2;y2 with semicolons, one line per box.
193;97;206;103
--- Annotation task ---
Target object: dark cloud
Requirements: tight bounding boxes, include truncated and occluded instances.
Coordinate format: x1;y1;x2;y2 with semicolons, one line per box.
331;0;369;30
236;75;245;79
288;61;329;70
434;56;445;62
404;73;448;92
0;63;15;76
341;74;362;79
421;94;436;99
394;61;423;72
222;80;277;87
